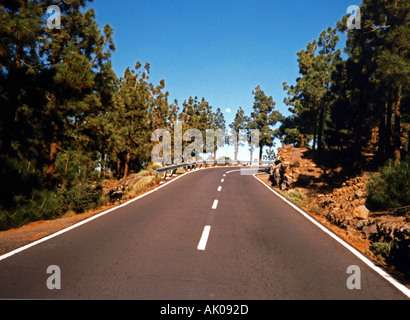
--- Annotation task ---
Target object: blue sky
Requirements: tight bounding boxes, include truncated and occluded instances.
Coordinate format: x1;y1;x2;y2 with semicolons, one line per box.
87;0;355;159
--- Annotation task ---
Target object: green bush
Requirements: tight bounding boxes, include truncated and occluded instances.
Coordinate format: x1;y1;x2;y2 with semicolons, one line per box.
0;154;104;231
366;158;410;211
60;184;102;214
370;241;392;262
0;189;61;231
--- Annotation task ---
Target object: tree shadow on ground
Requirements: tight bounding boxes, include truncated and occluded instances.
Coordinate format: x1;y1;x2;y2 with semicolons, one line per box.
294;149;371;193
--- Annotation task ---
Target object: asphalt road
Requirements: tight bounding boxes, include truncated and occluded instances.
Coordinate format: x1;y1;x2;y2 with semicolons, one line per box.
0;167;408;300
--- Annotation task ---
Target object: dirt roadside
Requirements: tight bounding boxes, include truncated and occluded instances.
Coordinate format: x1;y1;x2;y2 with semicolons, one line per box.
0;205;115;256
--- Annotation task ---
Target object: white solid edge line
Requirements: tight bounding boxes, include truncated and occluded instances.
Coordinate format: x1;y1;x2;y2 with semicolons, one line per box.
197;226;212;251
0;166;221;262
212;200;219;210
253;173;410;299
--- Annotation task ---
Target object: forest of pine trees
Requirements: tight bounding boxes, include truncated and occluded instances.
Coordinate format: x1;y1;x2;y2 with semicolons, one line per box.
0;0;409;230
279;0;409;170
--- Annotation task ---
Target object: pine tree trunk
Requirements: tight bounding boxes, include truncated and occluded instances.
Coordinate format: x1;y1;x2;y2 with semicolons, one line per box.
386;98;392;159
259;146;263;165
318;106;324;151
46;124;59;187
14;3;25;69
313;124;317;151
117;156;122;180
235;140;238;162
124;151;130;179
123;113;135;179
300;133;305;148
378;104;387;165
393;88;402;164
408;128;410;157
101;151;105;177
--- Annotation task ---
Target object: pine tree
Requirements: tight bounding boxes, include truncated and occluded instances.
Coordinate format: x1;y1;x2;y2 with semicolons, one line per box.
229;107;250;161
282;80;315;148
209;107;226;161
251;86;283;162
111;63;151;179
37;1;116;186
336;0;410;166
0;0;45;166
282;27;340;153
0;1;116;185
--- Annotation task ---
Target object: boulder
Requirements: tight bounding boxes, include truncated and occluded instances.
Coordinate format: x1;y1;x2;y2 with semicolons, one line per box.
354;190;364;199
109;186;124;202
353;205;369;220
270;161;289;190
362;224;378;239
269;145;307;191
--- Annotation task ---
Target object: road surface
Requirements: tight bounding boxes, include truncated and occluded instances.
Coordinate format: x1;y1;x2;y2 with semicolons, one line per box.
0;167;408;300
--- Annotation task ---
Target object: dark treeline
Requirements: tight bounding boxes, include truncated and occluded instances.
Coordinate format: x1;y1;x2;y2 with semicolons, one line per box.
279;0;409;170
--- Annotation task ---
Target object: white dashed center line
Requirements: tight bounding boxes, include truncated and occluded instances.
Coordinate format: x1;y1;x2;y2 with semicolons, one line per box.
198;175;225;251
197;226;211;251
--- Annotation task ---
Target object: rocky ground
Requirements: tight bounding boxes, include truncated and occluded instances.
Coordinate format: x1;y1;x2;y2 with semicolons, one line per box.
267;145;410;283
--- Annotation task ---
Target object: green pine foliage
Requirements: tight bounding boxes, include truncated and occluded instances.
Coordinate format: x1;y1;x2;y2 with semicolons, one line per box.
251;86;283;161
229;107;250;161
366;158;410;211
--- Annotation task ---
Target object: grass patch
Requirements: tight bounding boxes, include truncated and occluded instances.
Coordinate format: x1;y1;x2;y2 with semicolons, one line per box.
278;190;308;208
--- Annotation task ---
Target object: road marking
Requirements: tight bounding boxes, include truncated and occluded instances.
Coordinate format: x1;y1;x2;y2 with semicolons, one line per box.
197;226;211;251
221;179;224;183
212;200;219;210
253;173;410;299
223;174;226;177
217;186;222;192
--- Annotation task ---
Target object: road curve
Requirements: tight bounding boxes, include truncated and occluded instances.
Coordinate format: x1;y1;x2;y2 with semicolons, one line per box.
0;167;408;300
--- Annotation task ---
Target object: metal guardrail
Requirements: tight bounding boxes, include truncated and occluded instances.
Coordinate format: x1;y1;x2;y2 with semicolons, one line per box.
155;160;275;178
155;162;201;175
